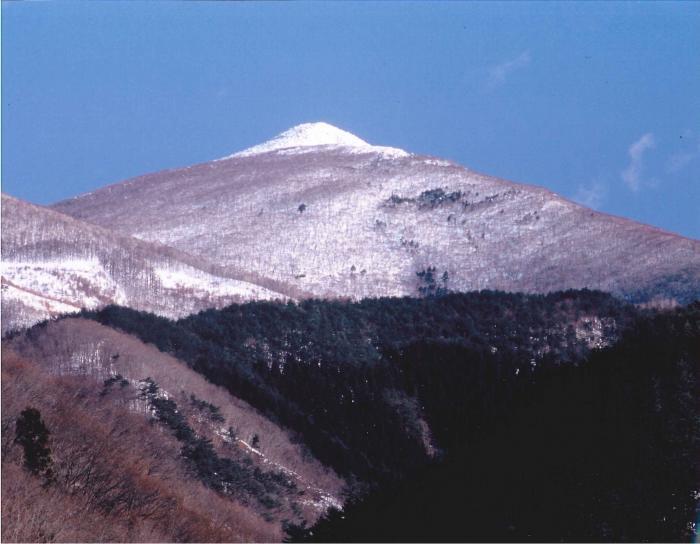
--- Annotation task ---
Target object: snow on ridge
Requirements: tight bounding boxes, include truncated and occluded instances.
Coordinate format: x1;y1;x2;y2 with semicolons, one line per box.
219;122;410;160
1;258;128;309
153;265;283;300
1;281;81;315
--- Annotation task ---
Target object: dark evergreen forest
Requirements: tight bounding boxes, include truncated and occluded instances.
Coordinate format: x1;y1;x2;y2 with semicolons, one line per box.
295;302;700;542
77;291;699;542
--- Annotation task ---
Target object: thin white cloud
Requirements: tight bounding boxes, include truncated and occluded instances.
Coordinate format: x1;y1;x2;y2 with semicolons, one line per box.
486;51;531;89
666;137;700;174
621;133;655;191
573;180;607;210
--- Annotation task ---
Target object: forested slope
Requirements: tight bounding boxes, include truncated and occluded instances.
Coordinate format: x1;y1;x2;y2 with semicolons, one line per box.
81;290;636;484
2;320;343;542
5;290;697;541
296;302;700;542
52;123;700;304
1;350;280;542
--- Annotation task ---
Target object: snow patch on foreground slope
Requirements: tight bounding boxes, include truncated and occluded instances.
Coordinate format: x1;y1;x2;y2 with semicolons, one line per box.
235;436;343;512
221;122;410;159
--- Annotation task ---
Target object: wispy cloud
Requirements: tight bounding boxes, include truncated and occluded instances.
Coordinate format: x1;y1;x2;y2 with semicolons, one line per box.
573;180;607;209
621;133;655;191
486;51;531;89
666;137;700;174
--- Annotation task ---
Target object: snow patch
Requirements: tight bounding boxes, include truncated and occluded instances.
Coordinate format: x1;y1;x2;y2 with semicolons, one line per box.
422;158;453;167
1;258;128;309
238;439;264;457
1;281;81;315
153;265;282;300
542;199;570;212
220;122;410;160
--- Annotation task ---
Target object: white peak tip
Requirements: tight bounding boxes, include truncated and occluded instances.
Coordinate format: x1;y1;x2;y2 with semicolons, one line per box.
221;121;410;159
273;122;370;148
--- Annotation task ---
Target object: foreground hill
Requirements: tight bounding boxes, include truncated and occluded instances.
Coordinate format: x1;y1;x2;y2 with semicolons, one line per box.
53;122;700;303
1;194;287;333
3;291;697;541
79;290;637;483
2;318;342;542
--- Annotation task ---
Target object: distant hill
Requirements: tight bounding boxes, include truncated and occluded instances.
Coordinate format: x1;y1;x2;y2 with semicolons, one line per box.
1;194;287;333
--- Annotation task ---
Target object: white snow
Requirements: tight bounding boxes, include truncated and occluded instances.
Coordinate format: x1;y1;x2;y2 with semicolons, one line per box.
1;256;286;333
236;435;343;511
542;198;570;212
422;158;453;167
1;281;81;315
153;265;283;300
220;122;410;159
238;439;264;457
1;258;128;309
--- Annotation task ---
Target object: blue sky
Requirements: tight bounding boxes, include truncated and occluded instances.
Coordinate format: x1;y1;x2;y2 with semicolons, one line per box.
2;1;699;238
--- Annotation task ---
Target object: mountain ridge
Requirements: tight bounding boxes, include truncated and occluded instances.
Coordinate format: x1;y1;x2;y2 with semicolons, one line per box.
1;194;290;333
51;123;700;305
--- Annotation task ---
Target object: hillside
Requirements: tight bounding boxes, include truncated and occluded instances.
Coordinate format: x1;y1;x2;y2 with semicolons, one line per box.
296;302;700;542
1;194;288;334
78;290;637;483
3;291;698;542
52;122;700;304
2;318;343;542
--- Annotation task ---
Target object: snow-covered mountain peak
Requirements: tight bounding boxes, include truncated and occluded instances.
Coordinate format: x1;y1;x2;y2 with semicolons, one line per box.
223;122;410;159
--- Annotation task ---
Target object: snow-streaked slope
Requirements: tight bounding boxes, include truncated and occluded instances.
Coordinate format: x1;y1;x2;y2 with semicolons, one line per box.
222;122;409;159
2;258;129;309
1;280;83;332
1;194;288;333
152;265;282;300
6;317;345;521
52;123;700;304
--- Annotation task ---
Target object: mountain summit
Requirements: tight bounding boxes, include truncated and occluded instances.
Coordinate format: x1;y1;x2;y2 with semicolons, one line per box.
52;126;700;305
223;122;409;159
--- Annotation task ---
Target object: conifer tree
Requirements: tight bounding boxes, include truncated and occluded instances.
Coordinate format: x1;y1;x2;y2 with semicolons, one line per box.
15;407;53;483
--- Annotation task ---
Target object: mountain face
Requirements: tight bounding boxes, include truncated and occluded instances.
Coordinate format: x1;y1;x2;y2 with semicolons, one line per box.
2;317;342;542
28;293;696;543
52;122;700;304
79;291;636;484
2;122;697;543
1;194;286;334
295;301;700;543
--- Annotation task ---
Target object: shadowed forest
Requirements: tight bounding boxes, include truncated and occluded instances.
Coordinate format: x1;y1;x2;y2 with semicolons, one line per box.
3;291;698;541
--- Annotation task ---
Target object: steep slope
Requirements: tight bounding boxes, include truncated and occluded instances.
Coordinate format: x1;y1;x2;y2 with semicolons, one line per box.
296;303;700;543
1;194;288;333
2;349;281;543
53;122;700;303
3;318;343;540
80;290;637;483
